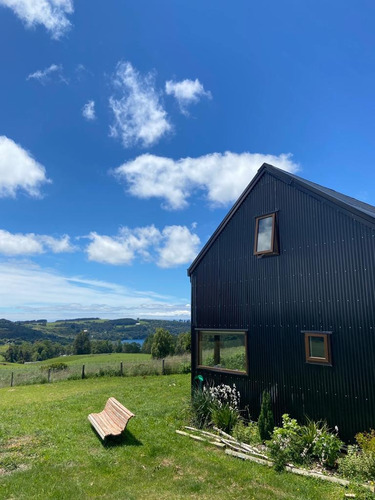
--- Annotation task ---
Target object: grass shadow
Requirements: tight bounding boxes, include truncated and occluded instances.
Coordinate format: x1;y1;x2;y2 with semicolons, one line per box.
90;426;142;447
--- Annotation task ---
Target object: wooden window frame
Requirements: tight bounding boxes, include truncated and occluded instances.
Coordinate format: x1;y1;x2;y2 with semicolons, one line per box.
196;329;248;376
303;331;332;365
254;213;278;256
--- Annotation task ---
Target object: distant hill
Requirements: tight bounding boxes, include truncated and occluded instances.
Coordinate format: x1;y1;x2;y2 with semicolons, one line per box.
1;318;191;344
0;319;70;344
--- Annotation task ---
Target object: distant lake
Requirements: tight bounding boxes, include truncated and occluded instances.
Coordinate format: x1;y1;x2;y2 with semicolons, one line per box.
122;338;145;346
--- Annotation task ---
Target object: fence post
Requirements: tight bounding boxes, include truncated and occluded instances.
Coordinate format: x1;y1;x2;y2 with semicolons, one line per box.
10;372;14;387
120;361;123;376
162;359;165;375
82;364;85;379
48;368;51;383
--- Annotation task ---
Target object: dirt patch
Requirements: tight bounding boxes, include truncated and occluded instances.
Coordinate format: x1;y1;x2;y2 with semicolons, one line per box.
4;435;36;450
0;464;30;476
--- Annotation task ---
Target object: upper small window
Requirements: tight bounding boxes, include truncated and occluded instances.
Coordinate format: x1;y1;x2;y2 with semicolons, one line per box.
254;213;278;255
304;332;332;365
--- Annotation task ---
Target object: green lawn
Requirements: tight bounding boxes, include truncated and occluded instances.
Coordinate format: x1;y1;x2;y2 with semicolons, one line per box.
0;374;349;499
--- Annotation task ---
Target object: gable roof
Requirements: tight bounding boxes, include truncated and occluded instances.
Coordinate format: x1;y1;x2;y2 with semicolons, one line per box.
187;162;375;276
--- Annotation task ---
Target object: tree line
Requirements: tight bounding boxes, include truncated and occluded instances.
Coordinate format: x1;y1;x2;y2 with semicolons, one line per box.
2;328;191;363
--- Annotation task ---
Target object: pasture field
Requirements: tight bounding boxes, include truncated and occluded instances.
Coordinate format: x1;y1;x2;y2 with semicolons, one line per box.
0;373;348;500
0;353;190;389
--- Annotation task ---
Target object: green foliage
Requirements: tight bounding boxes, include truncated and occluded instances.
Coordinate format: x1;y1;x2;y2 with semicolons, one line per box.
211;402;239;434
190;387;214;429
338;430;375;482
311;427;343;468
41;362;68;372
190;383;240;433
151;328;175;359
258;391;274;442
233;420;261;445
122;341;141;353
91;339;113;354
223;351;246;371
4;340;66;363
268;414;343;471
141;333;154;354
73;331;91;355
355;429;375;453
174;332;191;355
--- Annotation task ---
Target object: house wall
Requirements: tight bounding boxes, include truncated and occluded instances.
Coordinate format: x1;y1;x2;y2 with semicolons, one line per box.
190;171;375;441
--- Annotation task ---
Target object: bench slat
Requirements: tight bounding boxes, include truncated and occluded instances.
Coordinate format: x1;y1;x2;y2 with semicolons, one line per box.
88;397;135;440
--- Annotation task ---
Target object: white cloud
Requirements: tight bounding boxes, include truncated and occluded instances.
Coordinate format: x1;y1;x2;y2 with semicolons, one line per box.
158;225;200;268
86;224;200;268
82;100;96;120
27;63;67;84
0;230;75;256
0;260;190;321
0;135;51;198
165;78;211;114
113;151;299;210
0;0;74;39
109;61;171;148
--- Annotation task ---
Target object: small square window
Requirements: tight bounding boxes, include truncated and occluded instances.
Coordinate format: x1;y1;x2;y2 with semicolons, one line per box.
254;213;278;255
304;332;332;365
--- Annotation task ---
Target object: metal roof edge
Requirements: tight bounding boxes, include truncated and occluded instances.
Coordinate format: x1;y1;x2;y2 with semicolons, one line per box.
187;163;375;276
187;163;269;276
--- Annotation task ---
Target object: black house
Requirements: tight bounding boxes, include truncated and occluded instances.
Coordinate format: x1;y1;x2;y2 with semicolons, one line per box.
188;163;375;441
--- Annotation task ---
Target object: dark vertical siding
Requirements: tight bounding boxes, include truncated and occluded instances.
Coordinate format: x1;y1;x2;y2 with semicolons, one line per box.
190;171;375;442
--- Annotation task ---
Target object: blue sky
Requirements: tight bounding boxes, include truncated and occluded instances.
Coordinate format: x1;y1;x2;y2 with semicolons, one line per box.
0;0;375;321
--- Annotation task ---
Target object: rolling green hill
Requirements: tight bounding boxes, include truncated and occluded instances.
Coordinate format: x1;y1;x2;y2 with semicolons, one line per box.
0;318;191;344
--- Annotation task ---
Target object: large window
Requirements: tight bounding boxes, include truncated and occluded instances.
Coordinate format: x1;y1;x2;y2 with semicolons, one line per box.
254;213;278;255
197;330;248;374
303;331;332;365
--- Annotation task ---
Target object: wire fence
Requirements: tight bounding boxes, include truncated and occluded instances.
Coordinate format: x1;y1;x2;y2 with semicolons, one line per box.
0;355;191;389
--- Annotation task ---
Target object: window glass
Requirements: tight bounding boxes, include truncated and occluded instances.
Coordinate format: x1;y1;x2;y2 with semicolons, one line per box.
257;216;273;252
304;332;332;365
198;331;247;373
309;336;325;358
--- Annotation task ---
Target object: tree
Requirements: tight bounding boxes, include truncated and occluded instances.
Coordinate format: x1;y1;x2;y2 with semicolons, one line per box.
258;391;274;442
151;328;175;359
73;331;91;355
141;334;154;354
175;332;191;354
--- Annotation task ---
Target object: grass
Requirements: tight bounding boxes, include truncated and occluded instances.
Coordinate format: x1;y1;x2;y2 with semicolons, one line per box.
0;353;191;388
0;373;350;499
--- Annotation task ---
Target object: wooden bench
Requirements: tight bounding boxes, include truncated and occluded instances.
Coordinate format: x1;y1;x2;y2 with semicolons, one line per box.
88;397;135;440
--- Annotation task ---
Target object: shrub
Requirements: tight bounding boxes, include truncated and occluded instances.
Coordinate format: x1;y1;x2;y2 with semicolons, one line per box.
311;427;343;468
211;403;239;433
233;420;261;445
338;430;375;482
355;429;375;453
258;391;274;442
338;445;375;482
268;414;302;470
207;383;240;411
208;383;241;434
190;387;214;429
41;362;68;372
190;383;240;431
268;414;343;470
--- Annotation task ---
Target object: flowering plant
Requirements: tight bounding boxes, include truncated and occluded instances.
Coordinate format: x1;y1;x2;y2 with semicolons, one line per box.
209;384;241;433
208;383;240;411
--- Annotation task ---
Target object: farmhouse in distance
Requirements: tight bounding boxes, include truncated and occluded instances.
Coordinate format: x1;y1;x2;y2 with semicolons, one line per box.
188;162;375;441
